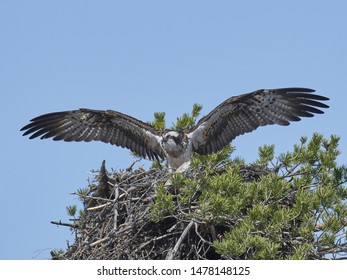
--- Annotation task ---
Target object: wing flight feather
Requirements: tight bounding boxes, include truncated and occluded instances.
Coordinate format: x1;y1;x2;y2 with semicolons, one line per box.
188;88;329;155
21;109;165;161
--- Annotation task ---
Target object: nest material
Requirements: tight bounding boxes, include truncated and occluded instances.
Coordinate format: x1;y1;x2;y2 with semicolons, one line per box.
52;161;270;260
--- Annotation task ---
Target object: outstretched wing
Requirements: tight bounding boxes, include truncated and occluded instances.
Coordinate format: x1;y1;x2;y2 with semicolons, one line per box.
21;109;165;161
188;88;329;155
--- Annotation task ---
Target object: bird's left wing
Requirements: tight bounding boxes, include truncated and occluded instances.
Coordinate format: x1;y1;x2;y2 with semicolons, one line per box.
187;88;329;155
21;108;165;161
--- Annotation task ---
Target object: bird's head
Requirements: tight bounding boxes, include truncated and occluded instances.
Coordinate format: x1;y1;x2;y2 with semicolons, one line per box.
161;130;187;155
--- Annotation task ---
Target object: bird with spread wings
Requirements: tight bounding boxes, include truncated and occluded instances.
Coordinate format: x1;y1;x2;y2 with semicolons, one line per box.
21;88;329;170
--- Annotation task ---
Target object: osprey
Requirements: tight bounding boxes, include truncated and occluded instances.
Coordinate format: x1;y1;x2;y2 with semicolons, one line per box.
21;88;329;170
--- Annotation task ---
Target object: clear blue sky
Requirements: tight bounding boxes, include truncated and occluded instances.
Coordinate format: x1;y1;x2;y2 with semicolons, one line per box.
1;1;346;259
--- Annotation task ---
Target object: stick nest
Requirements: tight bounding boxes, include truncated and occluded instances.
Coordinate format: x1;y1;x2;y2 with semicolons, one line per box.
51;160;271;260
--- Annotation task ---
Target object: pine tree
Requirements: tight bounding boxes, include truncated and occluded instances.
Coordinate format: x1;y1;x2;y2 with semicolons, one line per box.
51;105;347;260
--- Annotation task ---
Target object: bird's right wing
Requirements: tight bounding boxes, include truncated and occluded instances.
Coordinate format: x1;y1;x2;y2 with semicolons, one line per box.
21;108;165;161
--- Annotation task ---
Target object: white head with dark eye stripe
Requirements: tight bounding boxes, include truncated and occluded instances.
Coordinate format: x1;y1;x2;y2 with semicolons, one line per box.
161;131;187;155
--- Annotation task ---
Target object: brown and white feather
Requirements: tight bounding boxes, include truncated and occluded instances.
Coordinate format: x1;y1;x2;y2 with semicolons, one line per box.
188;88;329;155
21;109;165;161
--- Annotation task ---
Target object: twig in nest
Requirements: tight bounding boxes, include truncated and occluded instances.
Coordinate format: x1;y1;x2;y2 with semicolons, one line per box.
166;220;194;260
87;202;112;211
69;192;113;202
137;232;181;251
114;183;119;231
51;220;78;228
194;222;213;246
90;236;110;247
126;158;142;172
